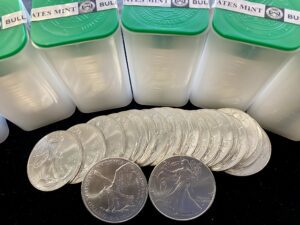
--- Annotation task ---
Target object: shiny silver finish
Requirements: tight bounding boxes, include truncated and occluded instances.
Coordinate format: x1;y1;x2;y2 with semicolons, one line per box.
88;116;126;158
81;158;148;223
27;131;83;191
143;109;172;166
152;108;183;165
226;129;272;176
197;110;222;164
68;124;106;184
176;109;200;157
149;156;216;221
208;111;235;167
219;108;261;167
109;112;140;160
126;110;149;162
211;116;249;171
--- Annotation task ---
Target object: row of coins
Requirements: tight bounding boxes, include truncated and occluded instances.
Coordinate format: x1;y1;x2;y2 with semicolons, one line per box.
26;107;271;222
27;108;272;192
81;156;216;223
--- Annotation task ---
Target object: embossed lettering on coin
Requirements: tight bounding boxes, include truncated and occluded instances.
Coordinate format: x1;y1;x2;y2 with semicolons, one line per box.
149;156;216;221
81;158;148;223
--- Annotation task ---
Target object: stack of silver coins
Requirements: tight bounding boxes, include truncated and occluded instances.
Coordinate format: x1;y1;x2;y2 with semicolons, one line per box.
27;107;271;222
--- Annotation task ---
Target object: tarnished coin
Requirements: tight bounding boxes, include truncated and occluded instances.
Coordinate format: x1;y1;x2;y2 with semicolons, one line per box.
68;124;106;184
149;156;216;221
88;116;126;158
226;129;272;176
27;131;83;191
81;158;148;223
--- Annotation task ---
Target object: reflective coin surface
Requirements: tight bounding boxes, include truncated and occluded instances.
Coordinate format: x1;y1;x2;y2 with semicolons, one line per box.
226;129;272;176
81;158;148;223
68;124;106;184
149;156;216;221
27;131;83;191
88;116;126;158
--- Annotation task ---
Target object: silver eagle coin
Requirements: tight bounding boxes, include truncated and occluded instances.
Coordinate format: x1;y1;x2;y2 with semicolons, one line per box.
27;131;83;191
149;156;216;221
81;158;148;223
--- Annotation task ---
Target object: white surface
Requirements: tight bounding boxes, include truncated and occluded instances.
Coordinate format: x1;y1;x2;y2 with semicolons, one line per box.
190;30;292;110
42;28;132;113
0;117;9;144
248;54;300;141
124;29;207;106
0;40;75;131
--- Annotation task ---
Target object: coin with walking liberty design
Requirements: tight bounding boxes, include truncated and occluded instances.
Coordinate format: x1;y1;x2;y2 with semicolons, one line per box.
149;156;216;221
27;131;83;191
81;158;148;223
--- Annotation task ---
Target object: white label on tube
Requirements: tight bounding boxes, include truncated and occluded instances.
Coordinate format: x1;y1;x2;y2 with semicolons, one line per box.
96;0;118;11
284;9;300;26
215;0;265;18
214;0;300;27
123;0;210;9
0;11;27;30
31;0;117;22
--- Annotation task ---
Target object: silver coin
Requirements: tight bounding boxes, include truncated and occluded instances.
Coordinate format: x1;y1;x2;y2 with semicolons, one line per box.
138;109;171;166
88;116;126;158
81;158;148;223
211;115;249;171
204;110;234;167
27;131;83;191
158;108;190;161
126;110;149;162
135;110;157;166
207;110;236;167
149;156;216;221
190;111;211;161
197;110;223;164
219;108;261;167
177;109;200;157
152;107;183;165
68;124;106;184
226;129;271;176
109;112;140;160
177;109;200;156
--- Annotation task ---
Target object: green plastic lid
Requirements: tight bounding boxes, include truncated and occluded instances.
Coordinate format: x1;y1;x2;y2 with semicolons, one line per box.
213;0;300;51
31;0;119;48
0;0;27;60
121;6;209;36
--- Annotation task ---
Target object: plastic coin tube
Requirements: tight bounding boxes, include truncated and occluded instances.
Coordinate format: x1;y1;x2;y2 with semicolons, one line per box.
122;5;210;107
0;0;75;131
190;0;300;111
248;53;300;141
30;0;132;113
